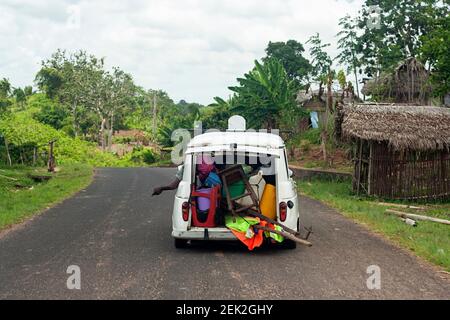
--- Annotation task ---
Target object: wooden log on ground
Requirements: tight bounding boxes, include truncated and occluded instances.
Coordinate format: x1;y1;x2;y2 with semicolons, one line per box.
376;202;425;210
385;209;450;226
254;226;312;247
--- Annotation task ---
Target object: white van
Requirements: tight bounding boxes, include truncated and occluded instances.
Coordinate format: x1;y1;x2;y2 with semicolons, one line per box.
172;117;300;249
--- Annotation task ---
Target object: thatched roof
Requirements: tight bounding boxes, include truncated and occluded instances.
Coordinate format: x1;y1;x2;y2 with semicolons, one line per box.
342;104;450;150
361;58;432;104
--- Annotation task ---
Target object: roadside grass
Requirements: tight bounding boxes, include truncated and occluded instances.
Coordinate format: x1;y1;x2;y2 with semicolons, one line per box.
0;164;93;230
297;179;450;271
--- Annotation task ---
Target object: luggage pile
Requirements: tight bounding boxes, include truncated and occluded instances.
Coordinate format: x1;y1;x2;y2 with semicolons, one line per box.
190;154;311;250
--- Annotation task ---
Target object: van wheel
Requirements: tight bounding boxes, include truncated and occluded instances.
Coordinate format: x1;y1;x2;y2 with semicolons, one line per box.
282;239;297;250
174;239;188;249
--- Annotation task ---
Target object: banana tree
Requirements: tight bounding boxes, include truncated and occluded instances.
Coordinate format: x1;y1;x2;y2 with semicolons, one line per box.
229;58;298;130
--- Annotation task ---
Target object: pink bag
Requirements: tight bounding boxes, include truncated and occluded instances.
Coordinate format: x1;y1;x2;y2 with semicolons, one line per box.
196;154;215;182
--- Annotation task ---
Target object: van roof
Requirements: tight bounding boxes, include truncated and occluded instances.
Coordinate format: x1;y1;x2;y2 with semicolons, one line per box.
187;131;285;149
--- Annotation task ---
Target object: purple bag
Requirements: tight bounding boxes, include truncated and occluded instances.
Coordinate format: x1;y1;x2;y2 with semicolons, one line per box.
197;188;212;211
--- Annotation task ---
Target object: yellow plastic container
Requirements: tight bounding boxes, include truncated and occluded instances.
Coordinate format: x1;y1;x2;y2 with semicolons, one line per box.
259;184;276;220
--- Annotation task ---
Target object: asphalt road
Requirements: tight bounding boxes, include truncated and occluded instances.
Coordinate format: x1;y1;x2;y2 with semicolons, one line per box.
0;168;449;299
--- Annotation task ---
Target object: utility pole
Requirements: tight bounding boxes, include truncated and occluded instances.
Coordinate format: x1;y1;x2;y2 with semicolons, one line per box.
152;93;157;138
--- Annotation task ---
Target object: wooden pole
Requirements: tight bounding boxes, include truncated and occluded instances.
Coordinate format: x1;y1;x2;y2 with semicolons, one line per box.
368;141;373;195
385;209;450;226
254;226;312;247
48;141;55;173
4;137;12;166
152;93;157;138
33;147;37;166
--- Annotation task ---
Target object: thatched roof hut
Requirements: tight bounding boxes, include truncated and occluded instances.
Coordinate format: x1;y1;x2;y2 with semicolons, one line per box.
340;104;450;200
362;58;432;105
342;104;450;151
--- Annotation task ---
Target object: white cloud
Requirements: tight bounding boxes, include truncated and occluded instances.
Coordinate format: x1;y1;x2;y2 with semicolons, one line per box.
0;0;363;104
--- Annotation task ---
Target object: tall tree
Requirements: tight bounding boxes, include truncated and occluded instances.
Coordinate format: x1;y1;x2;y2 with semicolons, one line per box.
336;15;361;98
264;40;312;90
36;50;105;137
12;88;26;109
307;33;332;100
354;0;439;77
420;2;450;100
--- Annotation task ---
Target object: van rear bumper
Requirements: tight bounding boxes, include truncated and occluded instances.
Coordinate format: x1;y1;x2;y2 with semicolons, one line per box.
172;227;237;240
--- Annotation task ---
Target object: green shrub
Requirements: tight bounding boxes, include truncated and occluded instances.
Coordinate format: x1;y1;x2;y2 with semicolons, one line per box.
120;147;157;165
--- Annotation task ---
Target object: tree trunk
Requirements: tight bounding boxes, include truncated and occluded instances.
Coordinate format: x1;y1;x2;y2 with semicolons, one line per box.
99;118;106;150
4;138;12;166
108;112;114;151
327;75;333;113
72;103;78;137
351;50;360;99
318;81;324;101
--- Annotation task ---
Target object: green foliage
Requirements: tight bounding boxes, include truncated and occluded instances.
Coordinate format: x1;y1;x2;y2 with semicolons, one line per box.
33;97;71;130
0;78;12;116
201;97;233;130
120;147;157;165
264;40;312;90
0;78;11;98
155;95;201;147
420;6;450;98
336;15;361;82
337;70;347;91
352;0;441;77
229;58;300;129
35;49;137;146
307;33;332;82
0;112;120;167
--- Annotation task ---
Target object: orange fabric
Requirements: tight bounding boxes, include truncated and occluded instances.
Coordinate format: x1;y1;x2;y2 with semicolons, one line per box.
230;221;268;251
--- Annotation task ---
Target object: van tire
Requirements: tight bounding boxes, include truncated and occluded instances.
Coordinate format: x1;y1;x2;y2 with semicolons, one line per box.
282;239;297;250
174;239;188;249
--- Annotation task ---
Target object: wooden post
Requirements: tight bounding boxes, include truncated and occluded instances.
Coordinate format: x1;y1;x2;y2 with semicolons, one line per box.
4;137;12;166
152;93;157;138
48;140;55;173
356;139;363;195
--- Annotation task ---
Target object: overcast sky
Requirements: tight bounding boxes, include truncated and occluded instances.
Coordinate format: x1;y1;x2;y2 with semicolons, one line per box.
0;0;364;104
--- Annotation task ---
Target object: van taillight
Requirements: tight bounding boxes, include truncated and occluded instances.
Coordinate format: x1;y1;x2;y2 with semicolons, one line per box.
182;202;190;221
279;202;287;222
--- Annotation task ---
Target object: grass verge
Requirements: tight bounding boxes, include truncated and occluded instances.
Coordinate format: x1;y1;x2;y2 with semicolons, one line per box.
298;179;450;271
0;164;93;231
